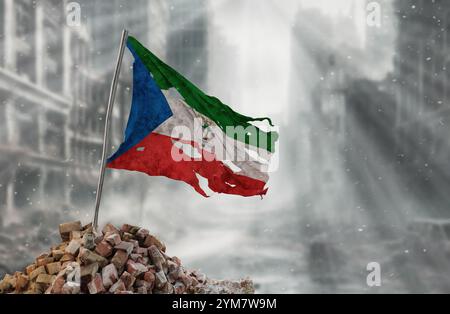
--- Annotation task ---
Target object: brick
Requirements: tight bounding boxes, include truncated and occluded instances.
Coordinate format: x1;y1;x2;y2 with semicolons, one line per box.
45;262;61;275
172;256;182;266
15;274;29;292
95;241;113;257
80;262;99;278
62;281;80;294
59;221;82;241
155;270;167;289
65;239;82;255
120;271;136;290
135;279;152;292
36;257;55;267
116;290;134;294
121;224;140;234
115;241;134;255
70;230;82;240
109;280;126;293
36;253;49;260
60;254;75;263
102;264;118;289
51;250;64;261
128;239;139;248
129;253;141;261
36;274;56;285
148;245;166;271
111;250;129;270
133;247;148;256
50;276;65;294
78;247;108;267
87;273;105;294
122;232;134;241
126;260;147;277
0;274;14;293
143;271;155;285
173;282;186;294
143;235;166;252
29;266;46;281
105;233;121;246
179;273;193;288
167;260;179;273
136;228;149;242
102;223;119;235
137;256;149;265
25;264;36;276
167;268;182;283
136;286;147;294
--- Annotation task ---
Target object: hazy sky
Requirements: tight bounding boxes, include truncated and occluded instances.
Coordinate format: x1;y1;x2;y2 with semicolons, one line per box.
209;0;371;119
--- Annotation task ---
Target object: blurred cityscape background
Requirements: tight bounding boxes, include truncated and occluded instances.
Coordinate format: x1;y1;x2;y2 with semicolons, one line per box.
1;0;450;293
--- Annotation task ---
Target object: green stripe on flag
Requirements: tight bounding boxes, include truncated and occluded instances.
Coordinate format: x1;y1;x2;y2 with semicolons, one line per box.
127;36;278;153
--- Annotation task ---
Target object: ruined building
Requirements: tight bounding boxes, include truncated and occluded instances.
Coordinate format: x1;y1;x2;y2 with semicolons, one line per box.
0;0;168;227
167;0;209;89
392;0;450;213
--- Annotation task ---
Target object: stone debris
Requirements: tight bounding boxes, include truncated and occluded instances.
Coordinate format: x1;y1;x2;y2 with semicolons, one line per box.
0;221;255;294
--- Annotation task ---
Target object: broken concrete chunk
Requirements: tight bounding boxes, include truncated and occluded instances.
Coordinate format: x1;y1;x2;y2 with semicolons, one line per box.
59;221;82;241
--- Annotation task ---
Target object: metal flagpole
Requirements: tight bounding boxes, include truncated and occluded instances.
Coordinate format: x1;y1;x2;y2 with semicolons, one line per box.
93;29;129;231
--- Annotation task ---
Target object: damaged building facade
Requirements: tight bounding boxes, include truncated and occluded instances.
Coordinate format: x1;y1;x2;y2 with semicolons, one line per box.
0;0;169;227
0;0;81;226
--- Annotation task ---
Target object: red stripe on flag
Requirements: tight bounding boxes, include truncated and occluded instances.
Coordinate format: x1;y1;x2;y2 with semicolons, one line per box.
107;133;268;197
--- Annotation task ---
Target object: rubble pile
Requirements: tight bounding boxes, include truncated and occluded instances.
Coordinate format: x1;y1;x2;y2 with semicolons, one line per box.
0;221;254;294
